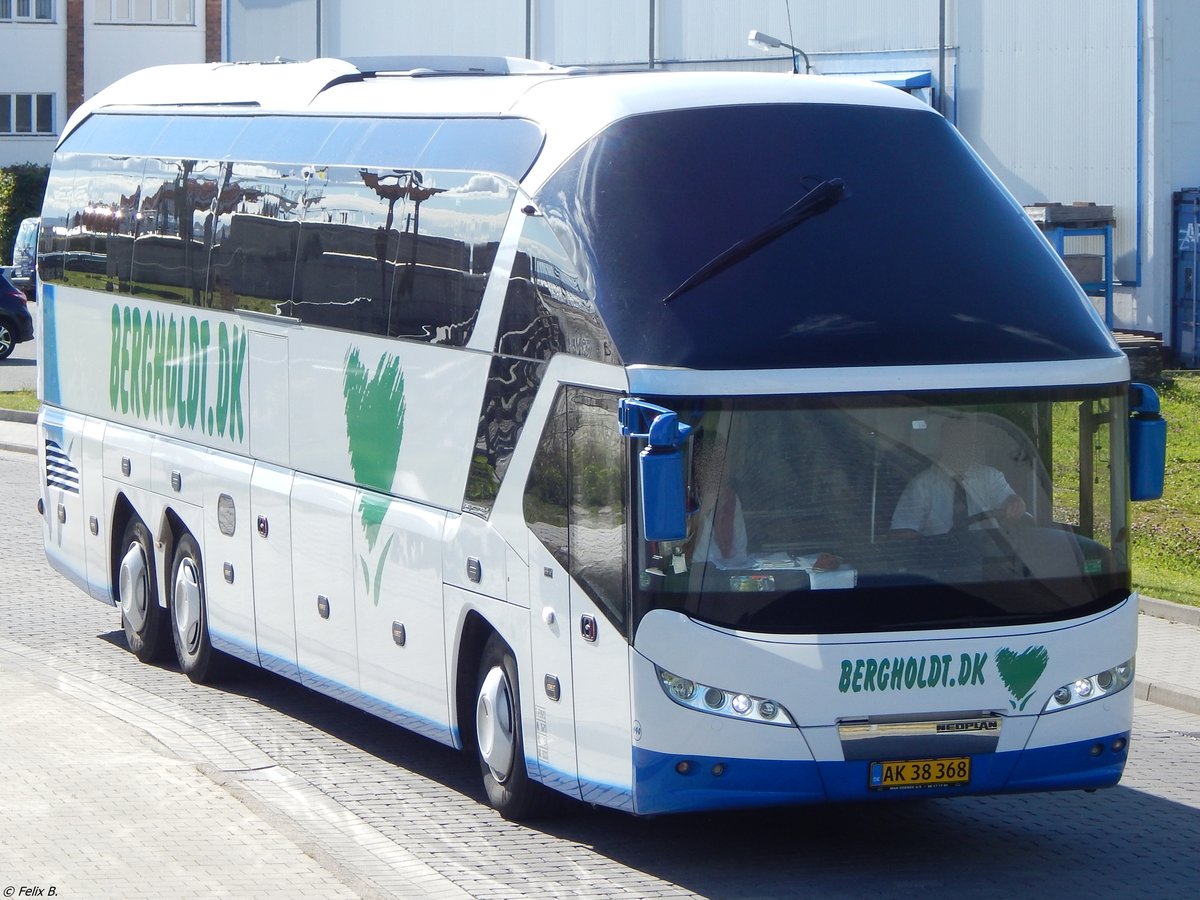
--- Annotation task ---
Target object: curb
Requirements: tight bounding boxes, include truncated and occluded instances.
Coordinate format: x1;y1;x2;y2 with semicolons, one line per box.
1134;678;1200;717
1137;596;1200;715
0;407;37;455
0;407;36;424
1139;594;1200;627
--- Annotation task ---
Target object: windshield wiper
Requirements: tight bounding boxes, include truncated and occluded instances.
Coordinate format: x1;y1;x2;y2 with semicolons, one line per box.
661;177;847;305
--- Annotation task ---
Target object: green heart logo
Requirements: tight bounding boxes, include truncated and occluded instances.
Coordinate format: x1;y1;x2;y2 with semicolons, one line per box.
995;646;1049;710
344;347;406;604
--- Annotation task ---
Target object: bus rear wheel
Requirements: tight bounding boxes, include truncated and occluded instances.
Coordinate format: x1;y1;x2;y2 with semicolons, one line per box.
169;532;227;683
118;516;168;662
475;634;546;819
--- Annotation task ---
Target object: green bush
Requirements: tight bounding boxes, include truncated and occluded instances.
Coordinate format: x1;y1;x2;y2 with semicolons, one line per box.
0;163;49;263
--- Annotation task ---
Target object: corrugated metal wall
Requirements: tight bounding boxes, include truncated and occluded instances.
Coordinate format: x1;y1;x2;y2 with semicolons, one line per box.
955;0;1137;282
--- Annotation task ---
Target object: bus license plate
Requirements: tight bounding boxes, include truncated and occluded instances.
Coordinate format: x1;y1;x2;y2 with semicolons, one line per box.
869;757;970;790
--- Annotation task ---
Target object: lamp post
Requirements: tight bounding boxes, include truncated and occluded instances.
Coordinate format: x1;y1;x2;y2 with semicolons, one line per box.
748;29;811;75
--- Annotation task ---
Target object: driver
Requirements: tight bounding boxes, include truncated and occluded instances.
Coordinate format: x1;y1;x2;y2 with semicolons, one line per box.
890;417;1026;540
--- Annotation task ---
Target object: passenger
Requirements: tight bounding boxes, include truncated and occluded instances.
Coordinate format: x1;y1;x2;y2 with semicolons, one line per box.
890;417;1026;540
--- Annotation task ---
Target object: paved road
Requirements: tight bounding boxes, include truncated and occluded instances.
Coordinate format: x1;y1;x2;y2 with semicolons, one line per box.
0;333;36;391
2;448;1200;898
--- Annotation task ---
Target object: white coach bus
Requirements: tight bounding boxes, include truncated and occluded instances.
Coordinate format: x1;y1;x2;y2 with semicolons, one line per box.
36;56;1166;818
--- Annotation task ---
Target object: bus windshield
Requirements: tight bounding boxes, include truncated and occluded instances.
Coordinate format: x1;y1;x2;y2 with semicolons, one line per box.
634;387;1130;635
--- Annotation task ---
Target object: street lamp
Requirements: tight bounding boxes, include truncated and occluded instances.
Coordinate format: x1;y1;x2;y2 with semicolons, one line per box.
748;29;811;75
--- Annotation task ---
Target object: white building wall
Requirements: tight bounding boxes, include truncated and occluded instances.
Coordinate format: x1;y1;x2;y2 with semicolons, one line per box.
228;0;318;62
326;0;526;58
1145;0;1200;347
0;12;65;166
84;0;207;104
955;0;1140;326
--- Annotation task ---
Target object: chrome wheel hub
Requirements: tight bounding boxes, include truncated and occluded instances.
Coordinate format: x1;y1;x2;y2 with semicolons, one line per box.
118;542;149;631
476;666;515;783
173;558;202;655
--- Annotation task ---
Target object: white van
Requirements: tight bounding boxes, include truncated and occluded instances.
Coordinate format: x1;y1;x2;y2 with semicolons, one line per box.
10;216;38;300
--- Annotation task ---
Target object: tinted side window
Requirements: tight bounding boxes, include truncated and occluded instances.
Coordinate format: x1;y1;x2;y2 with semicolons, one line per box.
55;154;145;293
290;166;407;335
207;161;305;314
131;157;221;306
567;389;629;633
465;355;545;517
388;169;515;346
523;387;568;569
523;386;630;633
39;158;76;285
497;213;619;364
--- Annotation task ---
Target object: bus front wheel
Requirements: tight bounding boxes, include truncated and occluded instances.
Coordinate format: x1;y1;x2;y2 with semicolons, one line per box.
169;532;226;683
118;516;168;662
475;635;545;819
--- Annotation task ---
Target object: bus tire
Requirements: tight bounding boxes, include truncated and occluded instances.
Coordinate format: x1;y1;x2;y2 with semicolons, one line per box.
118;515;168;662
169;532;227;683
475;634;546;819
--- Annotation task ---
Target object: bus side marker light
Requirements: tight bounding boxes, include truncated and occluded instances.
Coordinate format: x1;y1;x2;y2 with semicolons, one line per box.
217;494;236;536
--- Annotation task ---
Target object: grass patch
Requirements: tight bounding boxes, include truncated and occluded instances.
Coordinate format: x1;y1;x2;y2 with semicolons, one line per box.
1131;371;1200;606
0;389;36;413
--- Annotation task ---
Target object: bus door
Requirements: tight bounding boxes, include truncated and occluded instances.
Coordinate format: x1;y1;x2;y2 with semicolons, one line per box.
563;388;633;807
524;387;581;796
523;386;634;803
526;534;581;796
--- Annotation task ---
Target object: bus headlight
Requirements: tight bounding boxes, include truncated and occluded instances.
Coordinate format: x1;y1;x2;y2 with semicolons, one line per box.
1042;658;1135;712
655;666;795;726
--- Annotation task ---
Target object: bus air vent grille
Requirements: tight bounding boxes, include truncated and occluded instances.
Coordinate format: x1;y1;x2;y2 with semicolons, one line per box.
44;440;80;494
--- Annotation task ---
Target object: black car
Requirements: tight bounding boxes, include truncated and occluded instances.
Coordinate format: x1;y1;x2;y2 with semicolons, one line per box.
0;269;34;359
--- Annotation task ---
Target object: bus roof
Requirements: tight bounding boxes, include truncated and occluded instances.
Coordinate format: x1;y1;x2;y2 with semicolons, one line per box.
60;56;929;170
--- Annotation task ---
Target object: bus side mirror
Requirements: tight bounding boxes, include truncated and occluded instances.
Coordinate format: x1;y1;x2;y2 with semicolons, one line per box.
619;398;692;542
1129;382;1166;501
640;443;688;541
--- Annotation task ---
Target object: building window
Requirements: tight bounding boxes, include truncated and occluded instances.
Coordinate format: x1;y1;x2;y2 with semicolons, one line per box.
0;94;54;134
96;0;193;24
0;0;55;20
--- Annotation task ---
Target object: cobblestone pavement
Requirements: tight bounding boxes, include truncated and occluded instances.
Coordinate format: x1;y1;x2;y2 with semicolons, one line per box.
2;448;1200;898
